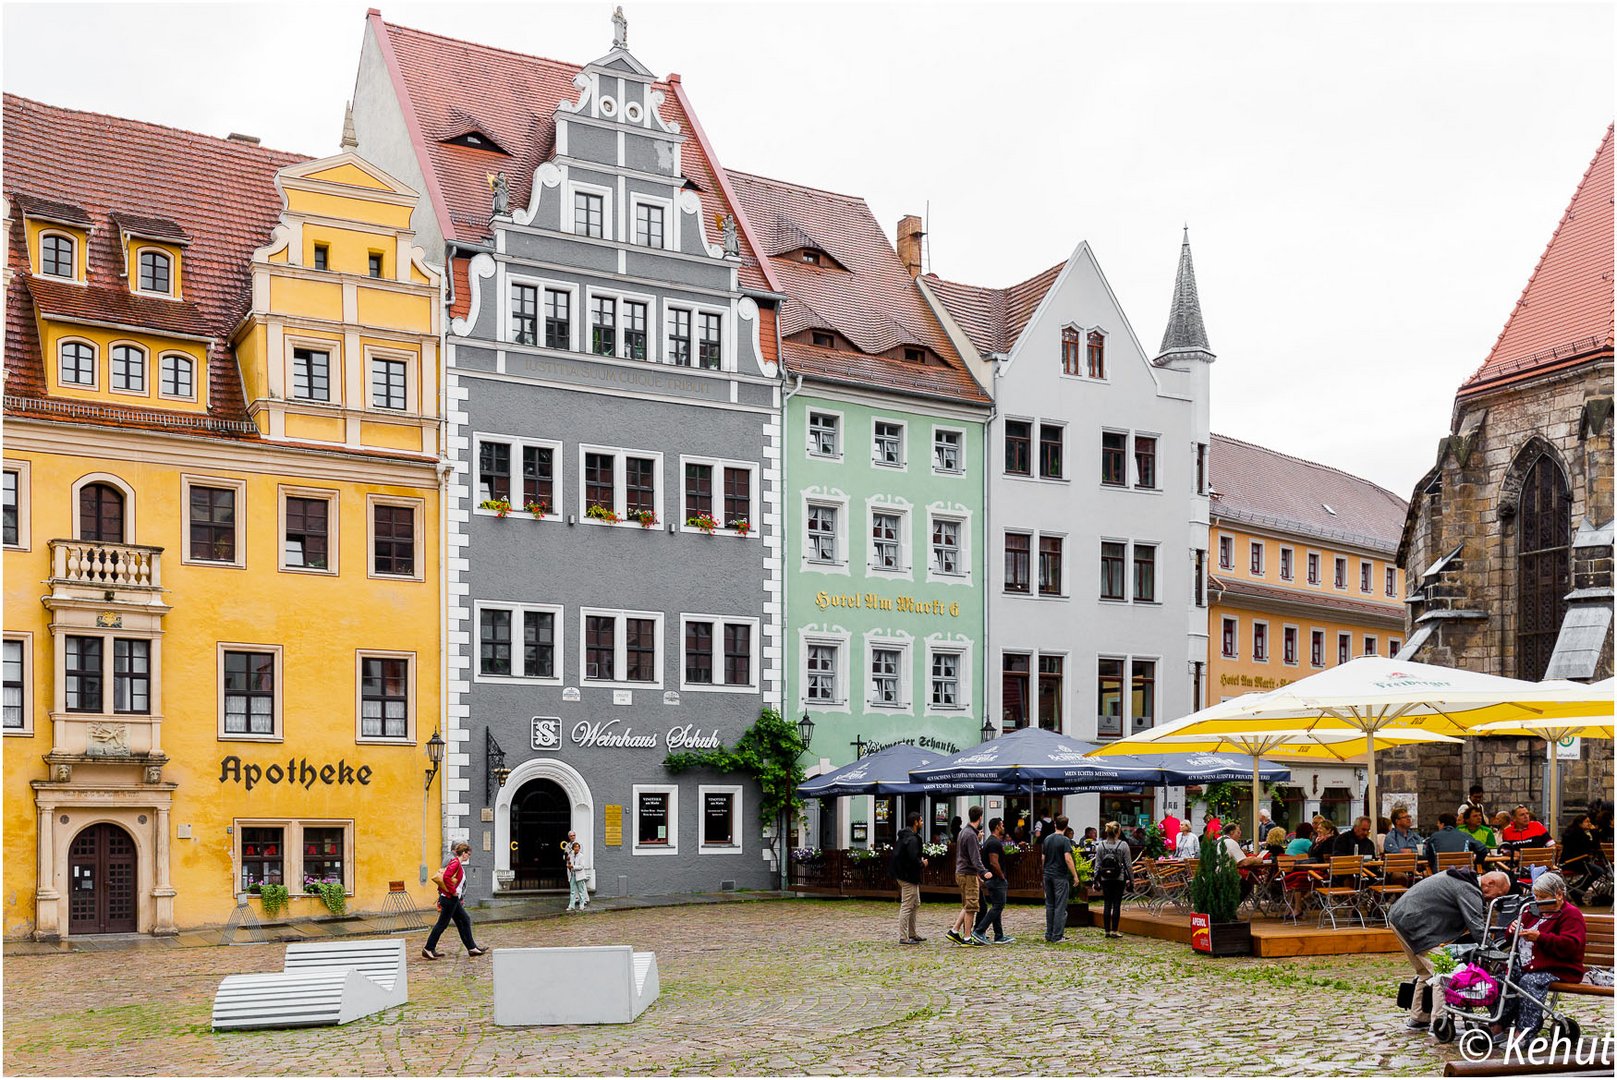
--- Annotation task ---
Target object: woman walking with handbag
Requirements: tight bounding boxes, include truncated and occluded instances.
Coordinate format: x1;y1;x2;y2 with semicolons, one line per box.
422;841;487;960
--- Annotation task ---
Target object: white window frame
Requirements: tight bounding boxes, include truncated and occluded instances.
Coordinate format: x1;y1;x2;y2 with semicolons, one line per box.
1221;616;1239;659
1036;530;1067;599
217;641;284;743
4;632;33;735
277;485;339;575
801;628;852;712
1098;536;1130;603
1131;540;1160;604
579;608;664;689
1310;628;1327;669
108;340;149;397
629;193;673;251
577;444;663;527
801;490;850;574
866;499;912;578
158;351;199;402
807;408;844;461
473;601;564;685
474;432;563;519
1037;420;1068;482
132;245;175;298
1307;550;1322;585
932;426;965;476
661;299;729;372
1252;619;1270;663
679;615;759;693
924;637;971;716
366;345;415;414
355;649;416;745
283;333;343;408
565;179;614;241
1218;534;1233;570
583;283;659;362
38;229;78;280
504;271;579;353
865;635;912;712
1249;540;1265;577
1279;546;1295;582
631;783;679;855
367;494;425;581
871;417;907;470
678;455;757;537
925;507;969;584
5;459;32;552
697;783;744;855
181;474;247;569
1131;430;1161;491
1363;635;1378;658
57;336;99;389
1281;625;1299;667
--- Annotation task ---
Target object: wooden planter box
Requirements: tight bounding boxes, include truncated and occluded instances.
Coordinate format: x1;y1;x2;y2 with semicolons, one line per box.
1190;913;1252;956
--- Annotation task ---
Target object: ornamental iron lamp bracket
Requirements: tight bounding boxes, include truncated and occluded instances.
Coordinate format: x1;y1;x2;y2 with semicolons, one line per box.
486;729;509;806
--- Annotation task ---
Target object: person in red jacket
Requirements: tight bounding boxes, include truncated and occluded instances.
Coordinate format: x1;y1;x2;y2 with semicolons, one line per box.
1498;804;1554;859
1503;871;1586;1038
422;841;487;960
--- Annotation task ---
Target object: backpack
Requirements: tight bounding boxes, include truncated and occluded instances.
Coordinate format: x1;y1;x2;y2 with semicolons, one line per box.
1097;841;1126;883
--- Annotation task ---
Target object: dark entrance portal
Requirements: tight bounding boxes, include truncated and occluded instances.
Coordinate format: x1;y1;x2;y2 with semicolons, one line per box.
68;822;137;934
512;779;571;890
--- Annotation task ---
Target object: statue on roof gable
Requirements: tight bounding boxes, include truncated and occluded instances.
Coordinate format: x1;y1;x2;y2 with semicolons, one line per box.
490;171;510;217
613;6;628;50
720;213;739;258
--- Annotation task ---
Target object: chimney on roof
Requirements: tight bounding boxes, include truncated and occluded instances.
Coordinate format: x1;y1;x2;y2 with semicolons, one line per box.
897;215;924;279
226;132;261;146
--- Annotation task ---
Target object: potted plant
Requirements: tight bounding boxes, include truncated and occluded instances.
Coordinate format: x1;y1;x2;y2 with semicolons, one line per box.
479;497;513;518
687;512;719;535
728;518;752;537
257;882;290;920
630;508;658;529
585;504;621;524
1188;834;1251;956
525;500;548;519
1068;852;1095;923
1140;822;1169;859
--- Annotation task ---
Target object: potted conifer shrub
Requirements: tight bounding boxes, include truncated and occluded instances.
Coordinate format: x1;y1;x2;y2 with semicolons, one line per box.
1188;834;1252;956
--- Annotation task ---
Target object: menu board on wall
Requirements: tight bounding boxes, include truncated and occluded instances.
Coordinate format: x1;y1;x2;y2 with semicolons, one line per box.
604;804;623;847
638;793;668;845
703;792;734;845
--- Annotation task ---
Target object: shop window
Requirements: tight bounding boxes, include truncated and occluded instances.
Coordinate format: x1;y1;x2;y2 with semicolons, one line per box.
633;786;677;853
302;827;345;886
240;826;285;890
699;786;742;853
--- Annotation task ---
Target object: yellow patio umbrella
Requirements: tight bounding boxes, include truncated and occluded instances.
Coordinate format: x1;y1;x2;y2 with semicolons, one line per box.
1472;681;1613;832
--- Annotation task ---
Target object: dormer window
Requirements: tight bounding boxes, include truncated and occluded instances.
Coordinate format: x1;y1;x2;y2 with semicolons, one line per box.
811;331;835;349
40;233;75;279
443;130;506;153
903;347;925;363
801;250;822;265
137;249;172;294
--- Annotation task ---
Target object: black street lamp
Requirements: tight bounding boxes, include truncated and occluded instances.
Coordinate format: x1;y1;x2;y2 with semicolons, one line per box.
981;716;997;742
424;727;446;790
797;709;815;752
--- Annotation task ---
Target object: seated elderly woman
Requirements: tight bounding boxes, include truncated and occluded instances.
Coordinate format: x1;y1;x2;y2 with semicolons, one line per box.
1499;872;1587;1042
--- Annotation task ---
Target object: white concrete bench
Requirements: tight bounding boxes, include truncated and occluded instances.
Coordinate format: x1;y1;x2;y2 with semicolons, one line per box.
212;939;408;1030
493;946;659;1026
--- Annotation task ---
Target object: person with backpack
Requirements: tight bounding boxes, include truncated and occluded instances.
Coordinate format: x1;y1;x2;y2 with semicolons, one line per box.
1095;821;1133;938
891;810;927;944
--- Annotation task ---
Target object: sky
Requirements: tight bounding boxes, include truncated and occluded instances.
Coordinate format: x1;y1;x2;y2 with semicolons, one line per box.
4;1;1612;498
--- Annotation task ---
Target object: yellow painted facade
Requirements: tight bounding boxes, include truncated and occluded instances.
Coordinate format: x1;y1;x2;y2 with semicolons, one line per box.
1208;520;1407;703
3;153;446;939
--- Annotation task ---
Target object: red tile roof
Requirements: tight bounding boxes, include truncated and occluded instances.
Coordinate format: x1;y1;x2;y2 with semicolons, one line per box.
923;262;1064;357
1459;125;1614;397
5;94;303;430
373;16;772;293
1209;575;1406;625
728;170;989;406
1209;433;1408;554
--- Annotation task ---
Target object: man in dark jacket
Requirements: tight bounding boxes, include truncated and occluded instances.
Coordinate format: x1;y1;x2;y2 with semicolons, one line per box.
1333;816;1377;858
1425;812;1489;872
892;810;927;944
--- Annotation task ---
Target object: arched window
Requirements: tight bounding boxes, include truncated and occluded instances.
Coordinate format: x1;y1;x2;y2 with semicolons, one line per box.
78;483;126;543
1061;328;1081;375
1087;331;1106;379
40;233;75;279
111;344;147;393
1516;454;1571;681
58;340;96;386
159;353;195;399
137;250;172;294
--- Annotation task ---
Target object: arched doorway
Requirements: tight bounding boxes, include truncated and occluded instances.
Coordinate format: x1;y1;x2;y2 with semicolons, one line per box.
1516;454;1571;682
511;779;571;890
68;823;137;934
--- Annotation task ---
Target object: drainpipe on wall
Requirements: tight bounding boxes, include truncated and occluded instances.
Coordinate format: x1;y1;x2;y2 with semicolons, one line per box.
778;339;800;892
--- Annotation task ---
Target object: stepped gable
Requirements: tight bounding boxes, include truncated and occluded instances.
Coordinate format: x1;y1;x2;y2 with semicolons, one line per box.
925;262;1064;357
727;170;989;405
1210;433;1408;552
374;17;769;292
4;94;304;430
1460;125;1614;397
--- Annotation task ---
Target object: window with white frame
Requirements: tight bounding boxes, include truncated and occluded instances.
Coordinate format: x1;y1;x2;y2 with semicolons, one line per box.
590;296;616;356
681;618;756;690
622;299;649;360
806;502;839;564
111;344;147;393
544;288;571;350
808;411;841;458
1038;535;1063;596
1311;629;1325;667
371;358;408;411
1252;622;1269;662
1132;543;1157;602
870;509;905;571
1218;535;1233;570
59;340;96;387
930;516;962;576
869;644;905;707
1039;423;1064;480
220;645;281;739
292;347;331;402
160;353;196;400
236;820;354;894
667;308;692;366
1221;617;1238;658
933;428;962;474
1134;435;1157;489
1282;626;1298;666
806;641;840;703
872;420;904;467
633;785;677;853
582;610;661;685
511;283;538;345
40;232;75;279
3;636;28;732
477;603;560;681
357;652;413;740
137;249;172;294
1101;541;1127;600
929;648;963;710
697;312;722;370
634;202;665;248
574;190;605;239
579;446;660;522
699;785;742;853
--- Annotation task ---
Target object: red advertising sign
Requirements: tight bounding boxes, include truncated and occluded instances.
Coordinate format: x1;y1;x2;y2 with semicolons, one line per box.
1190;912;1212;954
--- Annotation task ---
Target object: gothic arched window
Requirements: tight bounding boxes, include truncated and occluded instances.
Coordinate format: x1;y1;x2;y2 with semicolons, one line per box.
1516;454;1571;681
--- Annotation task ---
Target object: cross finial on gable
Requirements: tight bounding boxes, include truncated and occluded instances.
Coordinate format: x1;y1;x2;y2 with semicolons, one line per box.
612;6;628;49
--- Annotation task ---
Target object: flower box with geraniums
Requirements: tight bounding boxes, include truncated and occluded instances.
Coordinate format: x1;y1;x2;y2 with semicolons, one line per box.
728;518;752;538
686;512;719;535
526;500;549;520
629;509;658;529
585;504;621;525
1188;834;1252;956
479;497;513;518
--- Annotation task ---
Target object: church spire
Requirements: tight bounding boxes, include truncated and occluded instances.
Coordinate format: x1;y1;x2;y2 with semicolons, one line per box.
1157;226;1214;362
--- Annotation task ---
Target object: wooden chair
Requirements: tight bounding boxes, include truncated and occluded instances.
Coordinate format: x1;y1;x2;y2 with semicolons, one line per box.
1434;850;1476;873
1314;856;1368;929
1517;847;1557;871
1368;852;1418;924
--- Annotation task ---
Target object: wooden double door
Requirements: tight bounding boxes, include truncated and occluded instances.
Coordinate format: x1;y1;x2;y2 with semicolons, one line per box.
68;823;138;934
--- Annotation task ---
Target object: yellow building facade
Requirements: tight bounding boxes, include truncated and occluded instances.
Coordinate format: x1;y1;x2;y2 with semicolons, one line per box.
3;95;446;939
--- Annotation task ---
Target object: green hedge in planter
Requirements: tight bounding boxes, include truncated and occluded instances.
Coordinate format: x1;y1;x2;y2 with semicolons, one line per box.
1188;835;1240;923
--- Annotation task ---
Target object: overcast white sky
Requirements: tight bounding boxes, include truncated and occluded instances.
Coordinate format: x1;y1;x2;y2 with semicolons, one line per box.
5;1;1612;496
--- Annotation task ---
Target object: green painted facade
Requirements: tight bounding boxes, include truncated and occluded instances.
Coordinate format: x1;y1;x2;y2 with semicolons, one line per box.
784;385;989;806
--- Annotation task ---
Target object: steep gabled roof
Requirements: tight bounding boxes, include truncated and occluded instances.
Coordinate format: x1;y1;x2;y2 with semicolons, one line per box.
1459;125;1614;396
4;94;303;431
372;16;770;292
923;262;1064;357
1158;226;1211;358
1209;433;1408;554
727;170;989;406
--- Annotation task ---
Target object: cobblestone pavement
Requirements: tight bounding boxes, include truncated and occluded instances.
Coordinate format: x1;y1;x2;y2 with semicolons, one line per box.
5;899;1611;1076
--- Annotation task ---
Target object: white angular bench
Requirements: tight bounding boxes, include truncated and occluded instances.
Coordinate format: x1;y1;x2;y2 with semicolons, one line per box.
212;939;408;1030
493;946;659;1026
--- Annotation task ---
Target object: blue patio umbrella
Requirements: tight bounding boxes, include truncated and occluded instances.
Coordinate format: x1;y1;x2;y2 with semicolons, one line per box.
1115;750;1290;787
796;743;940;798
906;727;1161;794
